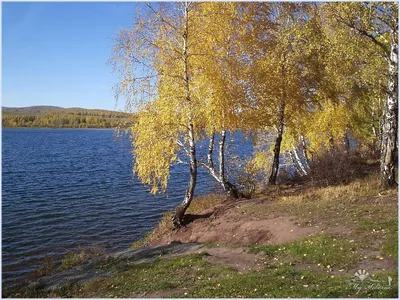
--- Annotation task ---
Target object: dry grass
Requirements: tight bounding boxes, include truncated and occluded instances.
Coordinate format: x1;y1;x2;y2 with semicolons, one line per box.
131;194;227;249
240;172;397;229
186;194;227;214
278;175;385;206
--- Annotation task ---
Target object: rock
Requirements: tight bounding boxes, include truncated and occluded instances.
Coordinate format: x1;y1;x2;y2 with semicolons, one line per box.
32;242;203;293
108;241;203;262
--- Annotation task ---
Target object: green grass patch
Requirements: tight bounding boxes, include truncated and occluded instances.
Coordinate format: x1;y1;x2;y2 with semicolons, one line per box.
182;267;398;298
251;234;360;270
356;216;398;261
382;231;398;261
285;234;359;269
30;251;397;298
357;218;397;232
249;244;281;256
72;253;237;298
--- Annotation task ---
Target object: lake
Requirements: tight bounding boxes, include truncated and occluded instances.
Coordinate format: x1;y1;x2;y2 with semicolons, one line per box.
1;128;252;287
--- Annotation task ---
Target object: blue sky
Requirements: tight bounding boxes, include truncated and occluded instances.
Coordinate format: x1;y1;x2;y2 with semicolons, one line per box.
2;2;139;111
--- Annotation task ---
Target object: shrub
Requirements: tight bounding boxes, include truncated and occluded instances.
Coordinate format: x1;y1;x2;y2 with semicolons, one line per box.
306;149;368;187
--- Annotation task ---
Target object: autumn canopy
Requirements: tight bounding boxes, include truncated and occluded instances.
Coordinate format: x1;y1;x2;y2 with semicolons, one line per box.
110;2;398;226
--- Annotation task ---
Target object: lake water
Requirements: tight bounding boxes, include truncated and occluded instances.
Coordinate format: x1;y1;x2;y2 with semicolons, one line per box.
1;128;252;287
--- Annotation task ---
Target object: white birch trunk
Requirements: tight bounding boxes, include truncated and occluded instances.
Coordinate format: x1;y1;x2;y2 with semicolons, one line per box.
371;104;380;154
343;132;350;153
200;131;241;199
380;39;398;188
269;53;286;185
219;130;226;180
207;132;214;167
292;144;308;176
173;2;198;226
289;150;304;176
300;135;310;164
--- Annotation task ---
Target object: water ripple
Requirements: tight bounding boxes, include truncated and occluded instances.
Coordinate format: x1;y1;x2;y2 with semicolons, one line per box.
2;128;240;287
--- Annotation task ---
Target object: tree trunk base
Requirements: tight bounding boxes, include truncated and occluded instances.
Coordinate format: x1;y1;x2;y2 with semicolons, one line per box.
172;205;186;229
224;181;244;199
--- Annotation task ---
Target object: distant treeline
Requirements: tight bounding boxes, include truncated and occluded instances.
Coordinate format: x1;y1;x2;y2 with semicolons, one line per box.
2;107;134;128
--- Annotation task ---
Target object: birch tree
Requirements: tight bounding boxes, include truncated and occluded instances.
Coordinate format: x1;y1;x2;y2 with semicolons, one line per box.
191;2;247;198
111;2;203;227
325;2;398;187
278;3;393;178
243;3;328;184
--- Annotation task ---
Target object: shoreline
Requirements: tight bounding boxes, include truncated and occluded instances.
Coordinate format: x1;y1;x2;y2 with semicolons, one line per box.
2;127;118;130
4;170;398;298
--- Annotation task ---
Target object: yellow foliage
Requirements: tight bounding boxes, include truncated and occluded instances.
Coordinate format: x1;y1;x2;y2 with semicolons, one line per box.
131;101;180;194
249;151;271;176
111;2;395;193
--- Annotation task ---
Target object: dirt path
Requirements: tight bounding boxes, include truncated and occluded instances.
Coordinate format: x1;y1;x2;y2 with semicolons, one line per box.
204;247;266;273
156;200;354;246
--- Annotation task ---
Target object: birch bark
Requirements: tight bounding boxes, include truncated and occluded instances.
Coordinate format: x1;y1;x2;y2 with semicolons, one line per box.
380;39;398;187
173;2;198;226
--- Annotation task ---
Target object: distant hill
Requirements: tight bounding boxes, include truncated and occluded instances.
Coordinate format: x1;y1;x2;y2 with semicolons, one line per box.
2;106;134;129
2;106;66;115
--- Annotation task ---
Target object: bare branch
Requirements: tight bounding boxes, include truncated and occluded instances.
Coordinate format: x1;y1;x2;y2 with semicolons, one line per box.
145;2;179;33
333;10;389;57
197;160;212;171
176;157;189;165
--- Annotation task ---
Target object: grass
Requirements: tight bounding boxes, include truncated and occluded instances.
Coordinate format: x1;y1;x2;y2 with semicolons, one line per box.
51;253;238;298
241;175;397;228
249;233;360;270
279;176;380;204
382;231;398;261
183;267;397;298
42;253;397;298
186;194;227;214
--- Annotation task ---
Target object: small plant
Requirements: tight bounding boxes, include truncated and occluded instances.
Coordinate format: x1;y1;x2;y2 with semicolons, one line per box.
232;152;271;197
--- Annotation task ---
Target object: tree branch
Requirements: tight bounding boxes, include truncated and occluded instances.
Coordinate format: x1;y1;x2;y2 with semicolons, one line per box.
146;3;179;33
334;11;389;57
